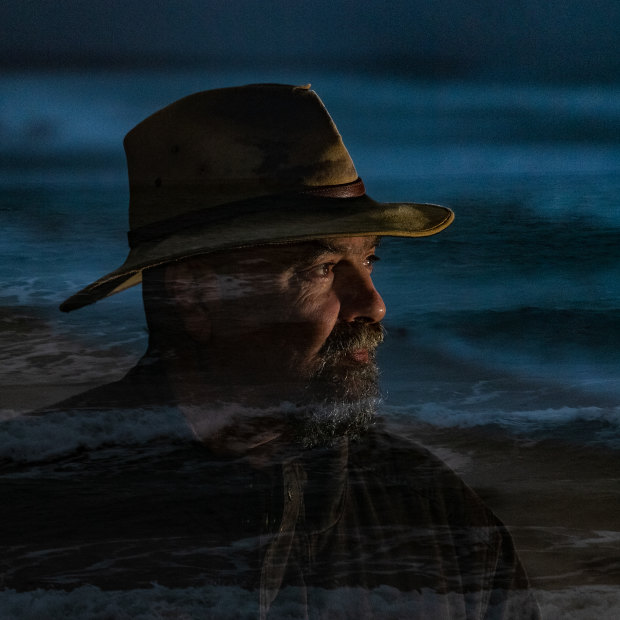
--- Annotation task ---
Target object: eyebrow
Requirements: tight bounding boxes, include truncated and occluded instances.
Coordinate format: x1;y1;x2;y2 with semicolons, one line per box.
291;236;382;264
314;236;380;252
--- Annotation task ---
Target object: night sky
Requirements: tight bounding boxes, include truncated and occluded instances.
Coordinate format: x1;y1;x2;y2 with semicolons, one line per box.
2;0;620;82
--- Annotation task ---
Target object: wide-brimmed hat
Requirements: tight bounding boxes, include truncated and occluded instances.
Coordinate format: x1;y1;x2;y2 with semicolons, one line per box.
60;83;453;312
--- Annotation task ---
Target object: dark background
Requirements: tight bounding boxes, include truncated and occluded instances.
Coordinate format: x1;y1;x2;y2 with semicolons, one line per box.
2;0;620;83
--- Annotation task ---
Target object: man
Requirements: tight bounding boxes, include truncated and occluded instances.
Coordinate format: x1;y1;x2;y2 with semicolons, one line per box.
2;84;539;618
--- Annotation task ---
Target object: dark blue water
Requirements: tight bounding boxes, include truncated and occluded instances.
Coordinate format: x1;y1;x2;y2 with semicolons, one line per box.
2;68;620;618
2;70;620;447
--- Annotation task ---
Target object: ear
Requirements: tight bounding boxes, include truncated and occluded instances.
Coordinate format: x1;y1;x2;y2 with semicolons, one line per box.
164;258;220;344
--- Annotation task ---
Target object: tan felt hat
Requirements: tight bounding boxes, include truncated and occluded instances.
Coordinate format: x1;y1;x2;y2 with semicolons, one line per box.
60;83;454;312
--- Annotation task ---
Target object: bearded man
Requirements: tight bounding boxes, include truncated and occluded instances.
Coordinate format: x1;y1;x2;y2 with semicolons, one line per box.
1;84;540;619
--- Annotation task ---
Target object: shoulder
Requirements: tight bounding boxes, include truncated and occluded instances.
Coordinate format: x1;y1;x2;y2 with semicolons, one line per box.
28;359;174;416
349;425;537;592
349;425;500;527
351;424;469;489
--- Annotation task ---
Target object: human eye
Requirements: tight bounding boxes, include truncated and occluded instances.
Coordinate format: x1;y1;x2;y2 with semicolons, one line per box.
364;254;380;271
298;261;336;281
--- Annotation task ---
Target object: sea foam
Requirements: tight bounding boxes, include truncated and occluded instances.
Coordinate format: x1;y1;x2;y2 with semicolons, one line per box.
0;407;192;464
0;585;618;619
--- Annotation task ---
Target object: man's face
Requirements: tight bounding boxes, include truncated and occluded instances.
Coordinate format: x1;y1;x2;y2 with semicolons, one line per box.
203;236;386;403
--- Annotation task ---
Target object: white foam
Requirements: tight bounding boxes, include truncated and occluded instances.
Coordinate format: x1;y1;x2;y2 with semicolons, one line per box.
536;586;620;619
0;408;193;464
0;584;549;620
1;584;616;619
0;584;257;620
387;402;620;430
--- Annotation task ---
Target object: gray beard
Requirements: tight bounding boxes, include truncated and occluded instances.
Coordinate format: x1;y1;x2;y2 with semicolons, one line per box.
192;322;385;450
292;342;382;449
292;396;379;449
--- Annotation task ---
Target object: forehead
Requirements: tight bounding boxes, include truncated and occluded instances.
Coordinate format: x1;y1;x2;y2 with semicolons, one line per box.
254;236;380;262
294;236;381;254
208;236;381;272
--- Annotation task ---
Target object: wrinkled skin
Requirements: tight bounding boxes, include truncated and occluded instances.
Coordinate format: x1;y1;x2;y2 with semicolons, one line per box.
153;236;387;449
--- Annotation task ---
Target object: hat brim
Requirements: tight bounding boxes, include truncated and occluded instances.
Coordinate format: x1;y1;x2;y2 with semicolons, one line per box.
60;194;453;312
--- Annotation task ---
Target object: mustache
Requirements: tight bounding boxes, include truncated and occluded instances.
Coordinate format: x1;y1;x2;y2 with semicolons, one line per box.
318;321;385;359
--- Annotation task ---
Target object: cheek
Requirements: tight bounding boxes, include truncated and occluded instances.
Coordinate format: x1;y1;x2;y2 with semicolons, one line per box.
213;277;340;363
286;289;340;355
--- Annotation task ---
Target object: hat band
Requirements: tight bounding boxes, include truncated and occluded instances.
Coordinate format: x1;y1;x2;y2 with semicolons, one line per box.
127;178;366;249
299;177;365;198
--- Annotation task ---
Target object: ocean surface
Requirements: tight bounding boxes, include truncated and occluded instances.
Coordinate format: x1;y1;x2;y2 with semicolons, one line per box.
1;69;619;618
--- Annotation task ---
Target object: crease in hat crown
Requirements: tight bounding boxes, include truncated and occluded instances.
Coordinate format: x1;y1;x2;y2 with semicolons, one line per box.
60;83;454;313
125;82;359;230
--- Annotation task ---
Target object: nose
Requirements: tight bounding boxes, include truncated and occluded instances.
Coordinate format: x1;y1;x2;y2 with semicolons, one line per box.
337;269;386;323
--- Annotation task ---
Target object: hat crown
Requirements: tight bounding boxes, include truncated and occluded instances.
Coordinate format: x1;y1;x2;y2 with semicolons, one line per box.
59;83;454;313
124;84;358;229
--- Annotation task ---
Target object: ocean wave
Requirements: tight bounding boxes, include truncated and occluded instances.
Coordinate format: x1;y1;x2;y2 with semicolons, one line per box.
0;584;617;619
385;402;620;449
0;408;193;465
3;73;620;152
538;586;620;620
